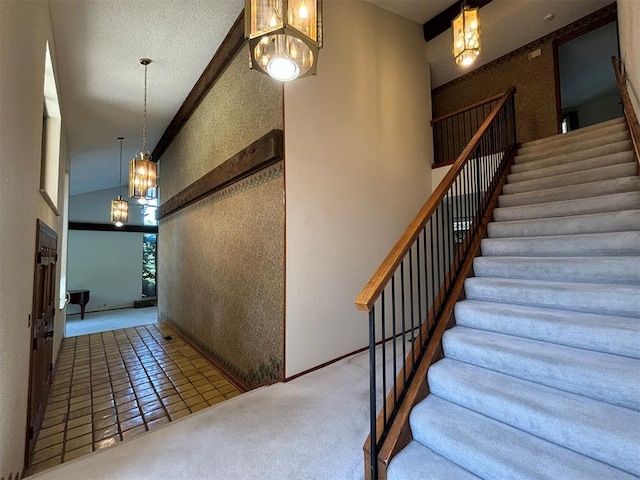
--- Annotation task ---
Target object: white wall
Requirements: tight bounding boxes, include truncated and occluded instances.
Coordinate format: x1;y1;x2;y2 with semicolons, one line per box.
0;1;69;476
284;1;433;377
67;187;151;316
67;230;145;315
69;186;147;225
618;0;640;115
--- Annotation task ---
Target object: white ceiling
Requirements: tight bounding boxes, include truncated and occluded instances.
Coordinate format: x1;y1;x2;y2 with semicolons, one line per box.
50;0;613;197
50;0;243;195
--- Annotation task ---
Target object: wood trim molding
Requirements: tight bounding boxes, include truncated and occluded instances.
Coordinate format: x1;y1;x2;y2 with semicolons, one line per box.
69;222;158;233
158;129;284;220
612;56;640;171
151;11;247;163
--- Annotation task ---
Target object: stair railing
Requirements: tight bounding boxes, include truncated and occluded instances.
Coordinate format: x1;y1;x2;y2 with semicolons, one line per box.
355;87;517;480
612;56;640;169
432;92;505;166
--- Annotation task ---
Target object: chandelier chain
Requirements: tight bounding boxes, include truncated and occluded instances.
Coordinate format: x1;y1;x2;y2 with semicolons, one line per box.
118;137;124;197
143;62;148;153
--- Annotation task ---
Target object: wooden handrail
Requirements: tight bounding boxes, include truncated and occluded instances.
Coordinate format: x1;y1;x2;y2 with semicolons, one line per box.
355;87;516;312
612;56;640;167
431;91;505;125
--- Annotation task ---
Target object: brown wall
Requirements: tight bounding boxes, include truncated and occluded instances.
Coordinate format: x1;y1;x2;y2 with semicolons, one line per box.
158;45;285;388
432;3;617;144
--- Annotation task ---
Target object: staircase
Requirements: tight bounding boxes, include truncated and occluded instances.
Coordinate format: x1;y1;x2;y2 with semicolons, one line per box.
387;117;640;479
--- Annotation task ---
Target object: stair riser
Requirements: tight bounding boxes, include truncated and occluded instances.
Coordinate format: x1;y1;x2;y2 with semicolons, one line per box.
481;232;640;258
519;118;626;151
454;300;640;358
473;256;640;285
428;360;640;476
515;133;630;163
498;177;640;208
410;396;637;479
512;144;632;174
509;150;633;183
495;191;640;220
464;277;640;318
487;210;640;238
502;163;637;195
442;328;640;410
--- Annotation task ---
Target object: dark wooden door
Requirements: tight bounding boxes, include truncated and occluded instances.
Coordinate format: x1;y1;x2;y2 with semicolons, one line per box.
26;220;58;462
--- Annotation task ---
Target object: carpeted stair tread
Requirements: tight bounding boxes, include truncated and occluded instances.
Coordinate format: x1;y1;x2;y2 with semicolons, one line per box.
487;210;640;238
442;327;640;410
514;133;630;164
428;359;640;475
495;189;640;220
387;441;481;480
409;396;637;480
454;300;640;358
473;255;640;284
481;231;640;257
509;149;633;181
498;177;640;209
519;117;625;152
464;276;640;318
390;118;640;479
502;163;637;195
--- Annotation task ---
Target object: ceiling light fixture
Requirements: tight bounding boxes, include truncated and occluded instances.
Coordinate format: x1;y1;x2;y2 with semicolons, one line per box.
129;58;158;205
246;0;323;82
111;137;129;227
452;1;481;67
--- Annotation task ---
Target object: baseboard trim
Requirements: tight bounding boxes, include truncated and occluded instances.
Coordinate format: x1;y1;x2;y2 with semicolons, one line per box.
284;345;369;382
158;319;250;393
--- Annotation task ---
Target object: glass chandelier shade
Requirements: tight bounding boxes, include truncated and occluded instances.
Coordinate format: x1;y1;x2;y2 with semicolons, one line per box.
246;0;322;82
129;58;158;205
129;152;157;204
111;137;129;227
452;4;481;67
110;195;129;227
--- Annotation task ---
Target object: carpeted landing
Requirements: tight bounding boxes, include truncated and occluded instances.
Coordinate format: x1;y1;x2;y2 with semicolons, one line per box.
388;117;640;479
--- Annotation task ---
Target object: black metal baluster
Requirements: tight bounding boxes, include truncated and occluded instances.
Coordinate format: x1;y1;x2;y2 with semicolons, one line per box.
368;306;377;480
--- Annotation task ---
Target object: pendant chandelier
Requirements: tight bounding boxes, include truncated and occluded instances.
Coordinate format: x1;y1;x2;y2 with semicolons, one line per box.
246;0;323;82
111;137;129;227
129;58;158;205
452;1;481;67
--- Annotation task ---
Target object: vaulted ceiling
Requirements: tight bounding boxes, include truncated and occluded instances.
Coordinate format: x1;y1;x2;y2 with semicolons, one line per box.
48;0;613;196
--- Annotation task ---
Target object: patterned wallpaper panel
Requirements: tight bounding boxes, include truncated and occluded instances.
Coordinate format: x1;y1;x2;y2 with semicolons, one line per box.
157;44;285;389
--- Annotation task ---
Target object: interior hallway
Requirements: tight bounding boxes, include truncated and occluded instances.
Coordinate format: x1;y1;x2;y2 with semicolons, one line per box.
29;341;402;480
28;321;242;476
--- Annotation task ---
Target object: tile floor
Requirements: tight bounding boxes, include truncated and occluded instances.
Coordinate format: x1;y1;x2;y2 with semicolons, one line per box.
28;322;242;475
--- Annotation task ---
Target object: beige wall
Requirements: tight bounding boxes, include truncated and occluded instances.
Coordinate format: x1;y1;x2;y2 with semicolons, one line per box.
0;0;69;476
618;0;640;115
284;1;433;377
158;47;285;388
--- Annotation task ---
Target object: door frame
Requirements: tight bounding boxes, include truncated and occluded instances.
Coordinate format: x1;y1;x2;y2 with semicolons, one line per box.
552;9;619;134
25;219;58;469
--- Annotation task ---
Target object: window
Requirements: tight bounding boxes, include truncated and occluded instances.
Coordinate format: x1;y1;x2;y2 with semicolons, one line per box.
142;233;157;297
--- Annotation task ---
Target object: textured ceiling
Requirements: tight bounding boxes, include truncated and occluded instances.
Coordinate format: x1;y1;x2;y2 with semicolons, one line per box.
52;0;614;197
50;0;243;195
